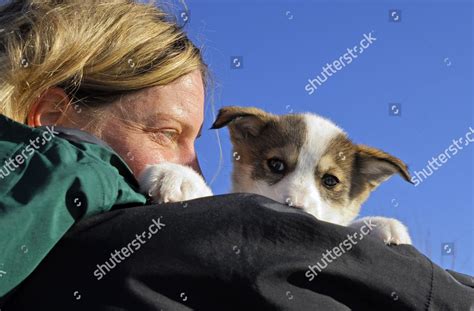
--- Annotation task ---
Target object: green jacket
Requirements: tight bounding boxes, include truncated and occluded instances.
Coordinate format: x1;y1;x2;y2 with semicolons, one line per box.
0;114;146;297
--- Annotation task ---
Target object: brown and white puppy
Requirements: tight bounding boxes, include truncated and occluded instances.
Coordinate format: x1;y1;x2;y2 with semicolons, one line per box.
210;106;413;245
139;106;413;244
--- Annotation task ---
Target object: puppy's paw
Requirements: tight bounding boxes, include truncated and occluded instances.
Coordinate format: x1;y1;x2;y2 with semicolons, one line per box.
349;216;412;245
138;162;213;203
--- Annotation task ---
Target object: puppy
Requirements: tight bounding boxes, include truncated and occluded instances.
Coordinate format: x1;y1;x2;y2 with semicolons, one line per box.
211;106;412;244
139;106;412;245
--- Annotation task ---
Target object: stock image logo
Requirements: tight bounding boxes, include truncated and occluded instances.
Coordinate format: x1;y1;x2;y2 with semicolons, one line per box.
441;242;455;256
305;31;376;95
389;103;401;116
231;56;243;69
389;9;402;22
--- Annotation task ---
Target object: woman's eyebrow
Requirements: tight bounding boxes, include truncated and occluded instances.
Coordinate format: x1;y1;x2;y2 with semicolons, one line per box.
141;112;181;127
148;112;176;121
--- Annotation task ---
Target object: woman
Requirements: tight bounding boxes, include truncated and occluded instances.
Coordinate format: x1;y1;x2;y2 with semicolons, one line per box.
0;0;203;298
0;1;472;310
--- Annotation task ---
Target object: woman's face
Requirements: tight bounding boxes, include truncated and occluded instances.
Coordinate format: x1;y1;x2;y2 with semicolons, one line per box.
29;70;206;178
98;70;205;177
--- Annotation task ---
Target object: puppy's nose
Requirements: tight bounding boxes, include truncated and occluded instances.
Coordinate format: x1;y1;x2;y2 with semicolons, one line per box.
284;197;306;209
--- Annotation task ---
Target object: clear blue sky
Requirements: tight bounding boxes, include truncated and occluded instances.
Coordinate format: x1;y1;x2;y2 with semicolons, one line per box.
179;0;473;275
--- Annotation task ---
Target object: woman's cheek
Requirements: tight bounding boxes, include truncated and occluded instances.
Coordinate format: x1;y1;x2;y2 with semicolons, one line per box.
128;145;183;177
102;131;180;177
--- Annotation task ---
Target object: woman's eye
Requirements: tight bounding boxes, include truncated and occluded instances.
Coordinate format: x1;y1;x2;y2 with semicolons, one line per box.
150;130;179;144
322;174;339;188
267;158;286;174
162;130;179;140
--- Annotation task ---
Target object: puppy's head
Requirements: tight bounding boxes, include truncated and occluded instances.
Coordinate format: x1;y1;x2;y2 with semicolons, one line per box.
212;106;412;225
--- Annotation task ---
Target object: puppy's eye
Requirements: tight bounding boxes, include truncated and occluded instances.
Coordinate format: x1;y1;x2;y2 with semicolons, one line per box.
322;174;339;188
267;158;286;174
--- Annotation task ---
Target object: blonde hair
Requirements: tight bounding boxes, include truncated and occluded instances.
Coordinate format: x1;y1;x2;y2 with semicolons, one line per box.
0;0;207;123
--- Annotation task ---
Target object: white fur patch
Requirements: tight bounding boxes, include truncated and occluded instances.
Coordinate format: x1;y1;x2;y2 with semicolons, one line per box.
138;162;213;203
349;216;412;245
281;114;347;223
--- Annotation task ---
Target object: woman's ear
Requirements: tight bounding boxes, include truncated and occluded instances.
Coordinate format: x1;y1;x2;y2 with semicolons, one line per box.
27;87;70;127
211;106;274;140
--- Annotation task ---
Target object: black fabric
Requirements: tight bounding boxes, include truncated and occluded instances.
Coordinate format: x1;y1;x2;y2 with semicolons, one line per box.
4;194;473;311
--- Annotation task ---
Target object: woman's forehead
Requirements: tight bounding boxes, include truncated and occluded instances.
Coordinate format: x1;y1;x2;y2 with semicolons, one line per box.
114;71;205;123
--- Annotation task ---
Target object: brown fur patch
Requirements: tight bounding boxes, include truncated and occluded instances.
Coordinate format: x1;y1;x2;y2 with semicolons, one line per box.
356;145;412;184
231;114;307;185
211;106;274;134
317;134;359;210
211;107;308;186
316;134;411;214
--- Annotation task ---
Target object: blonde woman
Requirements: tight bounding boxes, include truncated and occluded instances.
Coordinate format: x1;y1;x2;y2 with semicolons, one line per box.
0;1;472;310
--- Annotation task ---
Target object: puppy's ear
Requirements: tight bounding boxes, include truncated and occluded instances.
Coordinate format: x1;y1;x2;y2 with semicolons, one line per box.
211;106;274;139
355;145;412;188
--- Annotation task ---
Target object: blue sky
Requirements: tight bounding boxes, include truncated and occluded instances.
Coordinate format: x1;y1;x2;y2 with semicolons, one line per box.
177;0;474;275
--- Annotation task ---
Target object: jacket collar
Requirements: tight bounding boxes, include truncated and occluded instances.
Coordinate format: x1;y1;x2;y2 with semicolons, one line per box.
39;125;112;150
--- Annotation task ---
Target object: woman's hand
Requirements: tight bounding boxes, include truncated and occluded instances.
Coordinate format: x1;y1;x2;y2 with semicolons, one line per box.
138;162;213;204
